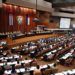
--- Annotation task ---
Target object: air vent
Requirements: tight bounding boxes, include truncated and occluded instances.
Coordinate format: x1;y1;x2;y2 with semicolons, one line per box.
59;10;74;14
52;2;75;7
44;0;75;7
44;0;53;3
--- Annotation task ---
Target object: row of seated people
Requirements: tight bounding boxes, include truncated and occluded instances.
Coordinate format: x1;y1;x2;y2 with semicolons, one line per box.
55;69;75;75
0;59;36;68
0;50;38;67
41;36;75;62
58;36;75;66
0;54;22;63
11;36;63;55
0;50;14;61
10;34;75;59
0;49;38;69
0;33;7;39
0;29;53;40
0;53;41;75
0;57;40;69
0;31;21;35
3;62;58;75
11;41;37;54
29;42;62;58
29;35;75;58
0;31;25;40
10;34;75;58
42;46;63;61
0;29;58;40
59;49;75;66
0;47;58;75
0;44;58;75
42;43;74;61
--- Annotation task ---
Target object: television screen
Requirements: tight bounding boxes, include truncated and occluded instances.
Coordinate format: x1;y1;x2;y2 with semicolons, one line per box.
60;18;71;28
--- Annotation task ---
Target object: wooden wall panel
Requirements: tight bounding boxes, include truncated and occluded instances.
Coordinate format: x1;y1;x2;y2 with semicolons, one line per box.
0;4;57;33
0;4;36;33
0;9;2;32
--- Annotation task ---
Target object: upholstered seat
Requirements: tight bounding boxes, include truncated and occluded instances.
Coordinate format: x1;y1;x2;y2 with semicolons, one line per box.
43;69;52;75
30;62;37;66
25;63;30;68
51;68;58;74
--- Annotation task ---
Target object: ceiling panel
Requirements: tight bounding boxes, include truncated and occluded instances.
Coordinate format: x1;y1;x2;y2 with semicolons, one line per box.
44;0;75;7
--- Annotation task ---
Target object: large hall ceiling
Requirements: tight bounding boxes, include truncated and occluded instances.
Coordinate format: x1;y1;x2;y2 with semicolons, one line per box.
44;0;75;15
44;0;75;7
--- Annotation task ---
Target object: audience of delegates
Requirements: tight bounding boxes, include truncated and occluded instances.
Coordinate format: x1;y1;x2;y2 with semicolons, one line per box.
59;48;75;66
11;36;64;55
3;62;58;75
29;37;64;58
0;34;75;75
10;34;75;65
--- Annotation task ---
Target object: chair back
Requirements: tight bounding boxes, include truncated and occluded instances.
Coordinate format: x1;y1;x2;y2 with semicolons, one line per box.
43;69;52;75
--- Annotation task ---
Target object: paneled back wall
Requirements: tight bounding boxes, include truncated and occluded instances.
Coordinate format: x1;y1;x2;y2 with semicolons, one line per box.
0;4;37;33
0;4;57;33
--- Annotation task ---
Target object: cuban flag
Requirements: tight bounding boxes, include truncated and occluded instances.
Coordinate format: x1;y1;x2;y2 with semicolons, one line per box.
9;14;13;26
26;14;30;25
